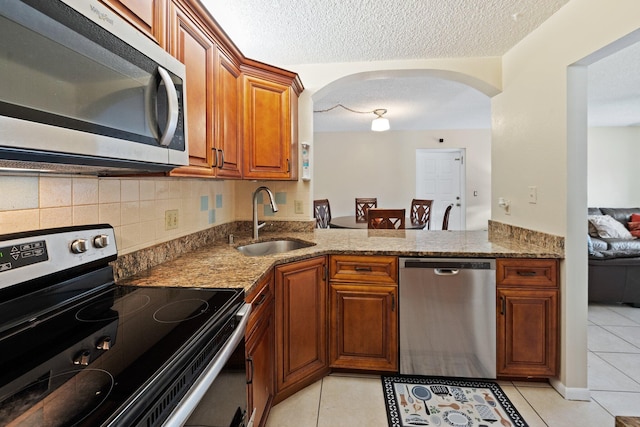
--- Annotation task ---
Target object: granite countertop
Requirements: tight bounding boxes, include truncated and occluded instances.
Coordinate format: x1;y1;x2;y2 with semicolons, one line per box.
116;229;562;295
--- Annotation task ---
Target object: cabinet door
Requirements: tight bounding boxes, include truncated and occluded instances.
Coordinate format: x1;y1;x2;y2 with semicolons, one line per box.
167;1;215;176
274;257;329;402
99;0;164;45
497;288;558;377
214;49;242;178
245;272;274;427
243;76;294;180
330;283;398;371
246;301;274;427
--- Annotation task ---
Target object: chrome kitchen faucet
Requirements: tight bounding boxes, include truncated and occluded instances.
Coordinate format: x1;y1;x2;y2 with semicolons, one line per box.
253;186;278;240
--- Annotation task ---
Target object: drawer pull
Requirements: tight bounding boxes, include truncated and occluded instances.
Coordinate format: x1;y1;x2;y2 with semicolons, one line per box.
355;266;372;272
254;292;268;307
517;271;537;277
246;356;254;384
500;296;506;315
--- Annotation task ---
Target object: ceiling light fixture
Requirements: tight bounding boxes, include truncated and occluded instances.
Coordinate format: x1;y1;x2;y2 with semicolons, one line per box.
371;109;390;132
313;104;390;132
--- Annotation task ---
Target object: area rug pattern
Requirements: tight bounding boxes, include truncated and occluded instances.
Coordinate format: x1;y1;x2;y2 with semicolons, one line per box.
382;375;528;427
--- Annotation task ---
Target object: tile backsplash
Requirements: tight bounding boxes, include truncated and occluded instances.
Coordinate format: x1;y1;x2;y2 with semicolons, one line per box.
0;174;311;255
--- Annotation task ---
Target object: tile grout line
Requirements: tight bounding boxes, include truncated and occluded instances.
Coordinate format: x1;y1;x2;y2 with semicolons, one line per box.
599;325;640;351
315;378;324;427
512;381;550;427
591;350;640;391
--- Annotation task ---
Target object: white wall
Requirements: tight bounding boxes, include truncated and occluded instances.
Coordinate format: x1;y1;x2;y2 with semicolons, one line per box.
314;129;491;230
492;0;640;399
588;126;640;207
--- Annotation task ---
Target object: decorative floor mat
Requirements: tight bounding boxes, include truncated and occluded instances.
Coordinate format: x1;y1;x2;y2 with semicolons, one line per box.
382;375;528;427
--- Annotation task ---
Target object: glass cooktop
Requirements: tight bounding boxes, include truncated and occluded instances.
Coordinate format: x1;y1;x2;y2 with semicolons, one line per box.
0;267;244;426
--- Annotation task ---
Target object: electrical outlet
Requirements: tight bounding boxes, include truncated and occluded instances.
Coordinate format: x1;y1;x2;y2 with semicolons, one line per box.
528;186;537;204
294;200;304;214
165;209;179;230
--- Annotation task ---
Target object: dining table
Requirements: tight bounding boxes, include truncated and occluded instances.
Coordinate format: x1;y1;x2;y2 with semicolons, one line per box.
328;215;426;230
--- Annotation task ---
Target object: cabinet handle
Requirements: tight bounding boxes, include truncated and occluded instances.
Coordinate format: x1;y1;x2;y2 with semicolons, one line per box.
254;292;268;307
391;294;395;312
246;356;254;384
217;149;224;169
355;266;372;272
517;271;537;277
500;296;506;315
323;265;327;281
211;147;218;168
286;159;290;173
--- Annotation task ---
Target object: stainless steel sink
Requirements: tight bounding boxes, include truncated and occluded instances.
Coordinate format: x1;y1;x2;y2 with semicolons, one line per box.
236;239;315;257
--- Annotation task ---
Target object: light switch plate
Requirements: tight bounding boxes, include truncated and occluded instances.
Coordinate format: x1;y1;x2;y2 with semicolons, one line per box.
165;209;179;230
294;200;304;214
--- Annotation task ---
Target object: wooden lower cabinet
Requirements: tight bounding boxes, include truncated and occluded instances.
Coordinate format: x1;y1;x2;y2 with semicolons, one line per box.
245;273;275;427
328;255;398;372
496;258;559;378
274;256;329;403
329;283;398;371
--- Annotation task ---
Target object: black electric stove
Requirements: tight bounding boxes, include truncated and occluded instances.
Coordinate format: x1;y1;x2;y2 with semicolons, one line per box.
0;225;248;427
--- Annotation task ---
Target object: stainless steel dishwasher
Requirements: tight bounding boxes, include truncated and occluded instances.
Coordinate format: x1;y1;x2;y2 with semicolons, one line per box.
399;258;496;379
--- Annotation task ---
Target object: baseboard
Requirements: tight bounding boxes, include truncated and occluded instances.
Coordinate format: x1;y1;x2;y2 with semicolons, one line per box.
550;377;592;401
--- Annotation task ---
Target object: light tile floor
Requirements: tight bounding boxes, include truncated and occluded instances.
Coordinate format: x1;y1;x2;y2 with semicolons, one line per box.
265;303;640;427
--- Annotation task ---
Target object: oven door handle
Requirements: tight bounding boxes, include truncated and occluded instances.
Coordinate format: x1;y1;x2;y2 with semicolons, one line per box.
162;303;252;426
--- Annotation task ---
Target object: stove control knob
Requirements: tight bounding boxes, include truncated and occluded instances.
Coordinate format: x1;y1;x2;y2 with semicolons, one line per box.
96;336;111;351
70;239;88;254
93;234;110;248
73;350;91;366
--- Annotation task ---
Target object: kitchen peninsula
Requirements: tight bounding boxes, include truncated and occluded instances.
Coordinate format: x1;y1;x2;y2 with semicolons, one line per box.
116;228;562;292
115;227;562;427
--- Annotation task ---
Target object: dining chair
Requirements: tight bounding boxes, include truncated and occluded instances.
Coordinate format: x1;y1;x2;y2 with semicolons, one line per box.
313;199;332;228
355;198;377;223
367;208;406;229
442;204;454;230
410;199;433;229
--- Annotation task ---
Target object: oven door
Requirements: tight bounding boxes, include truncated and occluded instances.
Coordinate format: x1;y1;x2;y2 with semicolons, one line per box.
164;303;252;427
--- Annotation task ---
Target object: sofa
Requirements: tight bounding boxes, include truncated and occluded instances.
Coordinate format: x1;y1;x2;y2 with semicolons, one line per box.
588;207;640;306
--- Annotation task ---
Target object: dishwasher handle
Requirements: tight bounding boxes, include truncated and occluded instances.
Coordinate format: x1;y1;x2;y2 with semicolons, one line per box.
434;268;460;276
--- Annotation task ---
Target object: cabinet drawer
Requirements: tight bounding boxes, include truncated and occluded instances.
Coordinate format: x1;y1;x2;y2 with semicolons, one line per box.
496;259;558;288
330;255;397;284
246;271;274;334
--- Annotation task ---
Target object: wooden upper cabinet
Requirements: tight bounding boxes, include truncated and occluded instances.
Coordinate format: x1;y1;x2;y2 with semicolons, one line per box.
132;0;304;179
242;69;300;180
214;49;242;178
99;0;165;45
166;1;216;176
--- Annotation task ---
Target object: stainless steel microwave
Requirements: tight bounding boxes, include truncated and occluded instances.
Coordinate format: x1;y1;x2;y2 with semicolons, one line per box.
0;0;188;175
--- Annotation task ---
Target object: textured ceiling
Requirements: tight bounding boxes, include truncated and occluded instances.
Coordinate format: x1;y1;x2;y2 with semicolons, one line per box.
202;0;639;131
203;0;569;65
588;41;640;127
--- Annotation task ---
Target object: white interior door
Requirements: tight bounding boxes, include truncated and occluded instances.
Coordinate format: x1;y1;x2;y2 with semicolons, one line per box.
416;149;465;230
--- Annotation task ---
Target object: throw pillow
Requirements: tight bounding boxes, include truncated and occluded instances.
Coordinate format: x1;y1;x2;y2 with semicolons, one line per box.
628;221;640;238
588;214;633;239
